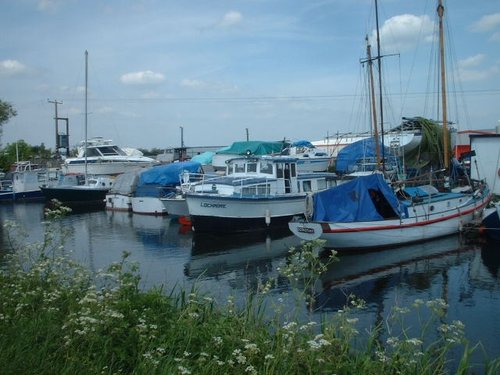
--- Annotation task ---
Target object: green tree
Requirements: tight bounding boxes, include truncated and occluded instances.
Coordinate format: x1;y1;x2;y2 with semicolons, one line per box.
0;100;17;145
0;140;40;172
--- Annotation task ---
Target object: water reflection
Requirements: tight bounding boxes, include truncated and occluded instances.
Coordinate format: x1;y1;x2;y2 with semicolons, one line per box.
1;203;499;366
315;234;472;310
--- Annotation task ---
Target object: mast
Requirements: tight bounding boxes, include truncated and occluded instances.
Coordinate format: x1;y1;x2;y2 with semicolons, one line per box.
366;35;381;166
437;0;449;169
374;0;385;171
84;50;88;184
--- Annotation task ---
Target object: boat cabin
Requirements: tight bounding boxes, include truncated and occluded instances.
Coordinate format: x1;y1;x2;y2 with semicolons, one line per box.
191;155;337;197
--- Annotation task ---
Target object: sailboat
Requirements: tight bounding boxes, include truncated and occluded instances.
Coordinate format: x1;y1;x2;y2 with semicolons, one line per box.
40;51;113;209
288;0;492;249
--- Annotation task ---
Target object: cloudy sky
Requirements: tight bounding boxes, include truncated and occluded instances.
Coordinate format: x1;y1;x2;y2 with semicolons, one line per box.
1;0;499;150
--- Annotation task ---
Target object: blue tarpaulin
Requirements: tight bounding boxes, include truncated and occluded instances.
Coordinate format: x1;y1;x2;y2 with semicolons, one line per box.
138;161;201;186
312;173;405;222
335;137;396;173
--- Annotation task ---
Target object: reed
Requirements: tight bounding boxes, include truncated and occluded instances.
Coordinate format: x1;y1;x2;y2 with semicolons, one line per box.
0;206;498;374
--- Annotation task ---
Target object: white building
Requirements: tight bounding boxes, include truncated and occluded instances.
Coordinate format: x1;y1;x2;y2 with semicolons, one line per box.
470;134;500;196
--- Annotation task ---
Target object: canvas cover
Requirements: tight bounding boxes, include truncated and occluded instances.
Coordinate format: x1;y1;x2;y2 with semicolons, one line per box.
312;173;404;222
138;161;201;186
335;137;396;173
291;140;314;148
191;151;214;165
109;169;141;195
216;141;289;156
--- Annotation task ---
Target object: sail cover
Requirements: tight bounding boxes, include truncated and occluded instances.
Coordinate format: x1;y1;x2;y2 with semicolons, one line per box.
312;173;405;222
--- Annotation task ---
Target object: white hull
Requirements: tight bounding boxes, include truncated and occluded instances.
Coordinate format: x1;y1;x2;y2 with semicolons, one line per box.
296;157;331;173
105;193;133;212
312;133;422;158
289;191;491;250
187;194;306;219
131;196;167;215
63;161;152;176
161;196;189;216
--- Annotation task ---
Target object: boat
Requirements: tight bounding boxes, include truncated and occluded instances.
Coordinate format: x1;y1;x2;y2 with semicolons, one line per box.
41;51;114;209
288;173;491;249
0;161;58;202
40;174;114;208
287;140;332;173
212;140;332;173
105;169;142;211
62;136;158;176
211;140;288;171
185;154;339;233
312;118;424;158
131;161;202;215
481;202;500;241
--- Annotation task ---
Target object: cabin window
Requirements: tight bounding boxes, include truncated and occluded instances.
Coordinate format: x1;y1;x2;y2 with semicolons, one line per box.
302;180;312;192
98;146;120;156
260;161;273;175
316;179;326;191
276;164;284;178
242;184;270;196
291;163;296;177
86;148;101;157
235;162;245;173
247;162;257;173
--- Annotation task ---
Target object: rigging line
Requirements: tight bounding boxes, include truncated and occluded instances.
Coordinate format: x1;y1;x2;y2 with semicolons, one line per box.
58;88;500;105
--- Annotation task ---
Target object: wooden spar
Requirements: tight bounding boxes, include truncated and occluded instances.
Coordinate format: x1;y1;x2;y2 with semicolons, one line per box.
374;0;385;171
84;50;89;184
366;35;381;167
437;0;449;169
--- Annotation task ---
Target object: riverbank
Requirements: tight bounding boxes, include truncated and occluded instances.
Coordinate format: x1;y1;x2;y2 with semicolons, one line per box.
1;210;499;374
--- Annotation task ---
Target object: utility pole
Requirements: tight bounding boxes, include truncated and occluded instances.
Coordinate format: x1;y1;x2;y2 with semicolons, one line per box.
48;99;63;157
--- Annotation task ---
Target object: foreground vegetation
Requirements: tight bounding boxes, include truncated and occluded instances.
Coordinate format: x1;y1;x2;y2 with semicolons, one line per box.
0;208;498;374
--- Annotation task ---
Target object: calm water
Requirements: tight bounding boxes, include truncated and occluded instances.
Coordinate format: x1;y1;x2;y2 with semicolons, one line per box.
1;202;499;370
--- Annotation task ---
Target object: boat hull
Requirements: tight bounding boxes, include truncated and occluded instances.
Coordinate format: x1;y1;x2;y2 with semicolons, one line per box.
40;186;109;208
482;204;500;241
289;191;491;250
63;161;153;176
131;196;167;215
105;193;133;212
161;196;189;216
186;193;307;233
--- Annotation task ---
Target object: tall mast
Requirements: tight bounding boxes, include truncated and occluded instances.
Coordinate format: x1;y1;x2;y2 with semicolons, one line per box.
374;0;385;171
437;0;449;169
84;50;88;184
366;35;381;166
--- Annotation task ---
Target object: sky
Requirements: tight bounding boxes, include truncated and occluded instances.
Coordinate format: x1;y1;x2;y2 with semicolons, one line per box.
1;0;499;151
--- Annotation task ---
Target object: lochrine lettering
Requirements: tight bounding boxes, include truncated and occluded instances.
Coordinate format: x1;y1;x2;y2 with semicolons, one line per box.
297;226;315;234
200;202;226;208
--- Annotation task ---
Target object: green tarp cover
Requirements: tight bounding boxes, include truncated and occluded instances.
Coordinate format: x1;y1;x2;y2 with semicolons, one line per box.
216;141;289;156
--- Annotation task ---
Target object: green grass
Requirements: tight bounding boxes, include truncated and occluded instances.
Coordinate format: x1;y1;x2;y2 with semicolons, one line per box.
1;206;499;374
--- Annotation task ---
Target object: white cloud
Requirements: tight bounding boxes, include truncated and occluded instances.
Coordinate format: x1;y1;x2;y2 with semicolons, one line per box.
371;14;434;53
37;0;64;12
459;54;486;69
120;70;165;85
0;59;28;76
471;13;500;32
180;79;207;88
490;31;500;42
219;11;242;27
